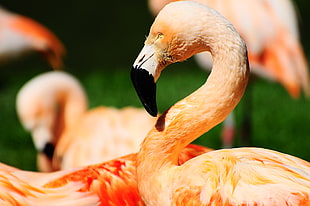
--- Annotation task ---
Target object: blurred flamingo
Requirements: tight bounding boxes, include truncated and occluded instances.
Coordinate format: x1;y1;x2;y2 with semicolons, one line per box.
16;71;157;172
148;0;309;147
0;6;65;69
0;144;212;205
131;2;310;205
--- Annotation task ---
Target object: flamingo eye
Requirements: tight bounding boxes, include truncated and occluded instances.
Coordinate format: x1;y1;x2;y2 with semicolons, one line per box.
156;33;164;40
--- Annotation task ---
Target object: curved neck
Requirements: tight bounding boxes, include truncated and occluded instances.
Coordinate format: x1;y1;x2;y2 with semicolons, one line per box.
137;33;249;179
53;83;87;142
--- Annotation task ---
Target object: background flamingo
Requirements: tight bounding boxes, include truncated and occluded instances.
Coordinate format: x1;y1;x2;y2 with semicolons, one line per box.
0;144;211;205
0;6;65;69
131;2;310;205
16;71;157;172
148;0;309;147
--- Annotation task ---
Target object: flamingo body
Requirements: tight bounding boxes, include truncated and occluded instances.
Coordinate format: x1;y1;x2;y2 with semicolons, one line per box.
131;2;310;205
53;105;157;170
0;7;65;69
155;148;310;205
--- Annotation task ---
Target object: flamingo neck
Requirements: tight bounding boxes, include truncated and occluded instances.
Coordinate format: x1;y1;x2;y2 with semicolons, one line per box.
137;33;249;188
53;83;87;142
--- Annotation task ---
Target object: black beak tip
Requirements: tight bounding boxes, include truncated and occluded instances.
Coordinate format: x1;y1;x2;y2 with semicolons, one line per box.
131;66;158;117
42;142;55;159
146;106;158;117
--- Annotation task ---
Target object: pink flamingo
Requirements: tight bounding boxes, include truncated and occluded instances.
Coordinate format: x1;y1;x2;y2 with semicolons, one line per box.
131;2;310;205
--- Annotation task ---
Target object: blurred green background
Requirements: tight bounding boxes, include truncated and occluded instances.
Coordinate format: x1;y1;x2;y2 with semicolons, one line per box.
0;0;310;171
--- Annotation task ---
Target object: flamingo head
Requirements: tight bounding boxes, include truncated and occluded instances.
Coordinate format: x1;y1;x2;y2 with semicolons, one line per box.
131;1;216;116
16;78;58;169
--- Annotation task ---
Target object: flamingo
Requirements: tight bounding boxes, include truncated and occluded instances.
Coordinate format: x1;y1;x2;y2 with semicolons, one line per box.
0;6;65;69
147;0;309;147
16;71;157;172
131;2;310;205
0;144;212;205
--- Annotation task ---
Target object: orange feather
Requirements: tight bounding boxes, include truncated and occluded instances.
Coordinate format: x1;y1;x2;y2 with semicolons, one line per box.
0;144;211;205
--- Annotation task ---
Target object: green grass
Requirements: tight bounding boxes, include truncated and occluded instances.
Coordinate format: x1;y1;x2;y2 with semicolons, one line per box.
1;61;310;171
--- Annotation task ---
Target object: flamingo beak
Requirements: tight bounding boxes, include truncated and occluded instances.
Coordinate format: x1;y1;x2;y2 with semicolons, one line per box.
131;44;158;117
32;126;55;158
42;142;55;160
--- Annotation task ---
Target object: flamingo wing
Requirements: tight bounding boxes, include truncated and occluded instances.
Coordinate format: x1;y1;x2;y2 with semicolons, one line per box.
46;154;144;206
172;148;310;205
0;163;99;206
